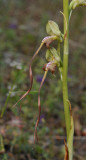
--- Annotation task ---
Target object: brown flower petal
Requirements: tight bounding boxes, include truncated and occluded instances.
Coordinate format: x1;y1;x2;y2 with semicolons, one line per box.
43;61;56;74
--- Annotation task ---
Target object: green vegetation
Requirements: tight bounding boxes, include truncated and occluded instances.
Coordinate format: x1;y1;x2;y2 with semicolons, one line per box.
0;0;86;160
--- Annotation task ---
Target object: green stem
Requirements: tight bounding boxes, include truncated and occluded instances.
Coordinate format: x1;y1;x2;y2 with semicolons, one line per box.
1;85;13;118
63;0;71;141
0;134;5;153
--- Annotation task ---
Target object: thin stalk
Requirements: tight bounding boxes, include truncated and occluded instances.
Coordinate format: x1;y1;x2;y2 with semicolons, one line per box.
0;134;5;153
57;41;60;56
63;0;71;141
1;84;14;118
1;91;11;118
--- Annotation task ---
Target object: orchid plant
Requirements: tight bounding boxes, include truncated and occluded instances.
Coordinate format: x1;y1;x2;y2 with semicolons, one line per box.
12;0;86;159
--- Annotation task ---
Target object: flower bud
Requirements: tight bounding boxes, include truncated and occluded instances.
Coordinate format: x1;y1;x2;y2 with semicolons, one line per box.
46;20;63;42
70;0;86;10
46;48;60;64
46;20;60;35
46;49;53;62
50;48;61;63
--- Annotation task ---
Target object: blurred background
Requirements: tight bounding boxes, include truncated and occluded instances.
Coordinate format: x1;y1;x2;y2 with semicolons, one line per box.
0;0;86;160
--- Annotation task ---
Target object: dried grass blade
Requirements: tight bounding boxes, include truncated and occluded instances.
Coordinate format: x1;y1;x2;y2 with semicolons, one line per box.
34;70;48;143
13;43;44;108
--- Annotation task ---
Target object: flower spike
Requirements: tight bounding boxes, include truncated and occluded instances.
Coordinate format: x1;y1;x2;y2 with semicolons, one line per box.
13;36;57;108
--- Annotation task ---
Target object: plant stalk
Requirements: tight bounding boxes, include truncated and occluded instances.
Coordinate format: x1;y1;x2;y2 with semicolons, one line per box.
63;0;71;141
